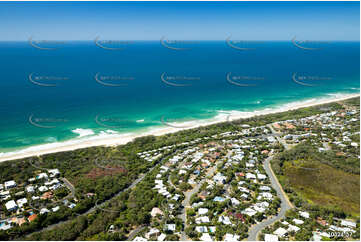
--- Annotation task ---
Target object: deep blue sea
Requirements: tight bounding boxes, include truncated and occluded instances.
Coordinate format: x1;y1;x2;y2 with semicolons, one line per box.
0;41;359;153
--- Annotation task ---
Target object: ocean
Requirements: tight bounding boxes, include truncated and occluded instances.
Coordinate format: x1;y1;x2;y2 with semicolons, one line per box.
0;40;359;154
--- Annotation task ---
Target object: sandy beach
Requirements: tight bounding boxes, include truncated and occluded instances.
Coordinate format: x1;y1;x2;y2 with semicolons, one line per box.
0;93;359;163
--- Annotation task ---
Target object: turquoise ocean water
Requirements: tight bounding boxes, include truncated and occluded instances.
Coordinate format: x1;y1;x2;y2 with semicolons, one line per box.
0;41;359;153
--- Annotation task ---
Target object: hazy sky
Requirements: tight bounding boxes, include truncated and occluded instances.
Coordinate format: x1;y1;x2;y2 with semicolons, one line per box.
0;1;359;41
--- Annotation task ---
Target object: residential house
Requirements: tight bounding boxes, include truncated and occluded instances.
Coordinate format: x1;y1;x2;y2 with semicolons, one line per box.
4;181;16;190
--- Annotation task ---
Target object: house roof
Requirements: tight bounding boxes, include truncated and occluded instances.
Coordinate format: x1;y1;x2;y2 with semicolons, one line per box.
28;214;38;222
5;200;17;210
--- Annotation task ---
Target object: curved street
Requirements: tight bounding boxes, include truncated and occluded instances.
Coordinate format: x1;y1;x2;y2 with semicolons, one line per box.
26;128;293;241
25;150;179;237
246;155;293;241
247;125;294;241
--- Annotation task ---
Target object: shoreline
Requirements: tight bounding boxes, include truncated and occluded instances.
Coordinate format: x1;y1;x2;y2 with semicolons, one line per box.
0;92;359;163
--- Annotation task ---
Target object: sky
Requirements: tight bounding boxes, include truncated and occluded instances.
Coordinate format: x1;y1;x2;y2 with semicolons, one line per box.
0;1;359;41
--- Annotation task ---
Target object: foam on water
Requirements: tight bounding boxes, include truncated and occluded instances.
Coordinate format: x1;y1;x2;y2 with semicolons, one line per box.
72;128;95;137
0;91;358;162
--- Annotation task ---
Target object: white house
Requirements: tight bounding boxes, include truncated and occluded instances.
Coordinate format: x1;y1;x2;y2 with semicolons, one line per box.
239;187;250;193
196;226;208;233
292;218;304;225
16;198;28;208
52;206;60;212
26;185;35;193
264;234;278;242
145;228;160;239
299;211;310;219
39;186;48;192
257;192;273;201
224;233;240;241
341;220;356;228
213;173;227;184
165;224;176;231
257;174;267;180
5;200;17;211
198;208;209;215
288;225;300;232
273;227;287;237
48;169;60;177
260;186;271;191
196;216;210;224
133;237;148;242
157;233;166;241
231;197;240;206
242;207;257;217
200;233;213;241
4;180;16;190
40;208;50;214
246;173;256;180
218;215;232;225
37;173;48;180
0;190;10;200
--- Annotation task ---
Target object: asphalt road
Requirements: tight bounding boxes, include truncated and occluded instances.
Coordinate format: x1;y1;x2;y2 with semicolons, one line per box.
247;125;294;241
126;225;146;241
178;161;219;241
25;130;291;240
25;150;178;237
246;155;293;241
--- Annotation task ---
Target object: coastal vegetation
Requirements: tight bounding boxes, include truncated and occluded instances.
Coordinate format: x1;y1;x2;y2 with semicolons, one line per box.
0;97;358;240
271;143;360;216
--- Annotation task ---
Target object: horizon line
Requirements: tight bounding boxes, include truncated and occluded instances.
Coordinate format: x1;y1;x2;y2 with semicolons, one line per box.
1;39;360;42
